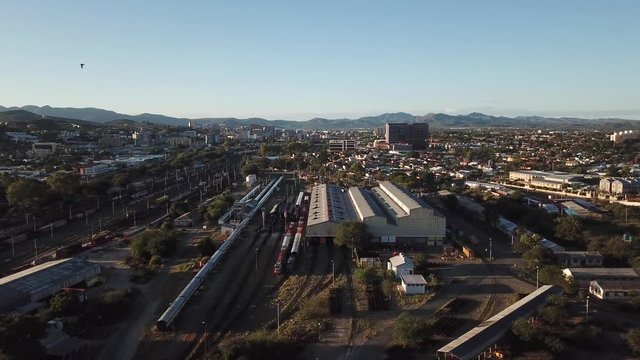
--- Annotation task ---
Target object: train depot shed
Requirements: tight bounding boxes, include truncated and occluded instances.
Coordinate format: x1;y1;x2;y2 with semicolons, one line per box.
0;258;101;313
436;285;562;360
306;181;446;246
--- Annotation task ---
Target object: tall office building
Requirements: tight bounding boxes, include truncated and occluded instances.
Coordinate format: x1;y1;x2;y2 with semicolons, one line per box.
385;123;430;150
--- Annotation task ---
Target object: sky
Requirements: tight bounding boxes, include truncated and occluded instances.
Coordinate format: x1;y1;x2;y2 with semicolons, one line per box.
1;0;639;120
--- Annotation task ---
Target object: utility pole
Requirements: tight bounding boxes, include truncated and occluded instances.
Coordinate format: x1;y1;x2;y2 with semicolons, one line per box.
489;237;493;260
255;248;259;271
34;238;38;264
586;295;590;323
99;217;102;233
331;259;335;287
11;236;14;257
536;266;540;289
202;321;207;359
276;299;280;333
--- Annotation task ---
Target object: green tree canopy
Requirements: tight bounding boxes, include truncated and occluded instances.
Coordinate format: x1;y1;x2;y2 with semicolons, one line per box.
5;178;49;210
625;328;640;356
554;216;582;243
334;221;369;255
0;314;46;360
393;312;431;348
49;291;81;317
514;232;542;254
46;171;80;200
512;317;541;342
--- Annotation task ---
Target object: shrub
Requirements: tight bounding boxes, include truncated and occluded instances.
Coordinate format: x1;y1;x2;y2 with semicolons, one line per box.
393;312;431;348
218;330;302;360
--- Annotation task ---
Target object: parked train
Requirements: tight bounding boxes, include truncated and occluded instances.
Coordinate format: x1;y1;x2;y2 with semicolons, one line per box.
288;220;305;265
274;222;295;275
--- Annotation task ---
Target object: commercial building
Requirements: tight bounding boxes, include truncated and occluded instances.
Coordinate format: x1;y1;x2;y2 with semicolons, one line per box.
328;139;357;152
599;177;640;195
305;181;446;246
508;170;583;184
0;258;102;313
610;130;640;143
32;142;62;157
79;164;113;177
385;123;430;150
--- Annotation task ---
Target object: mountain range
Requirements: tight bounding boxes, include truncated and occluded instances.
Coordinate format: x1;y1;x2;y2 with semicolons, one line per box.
1;105;639;130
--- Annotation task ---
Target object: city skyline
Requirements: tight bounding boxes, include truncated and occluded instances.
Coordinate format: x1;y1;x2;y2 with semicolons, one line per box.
1;0;639;120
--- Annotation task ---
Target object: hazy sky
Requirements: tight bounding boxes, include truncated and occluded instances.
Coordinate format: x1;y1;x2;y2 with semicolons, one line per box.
1;0;639;120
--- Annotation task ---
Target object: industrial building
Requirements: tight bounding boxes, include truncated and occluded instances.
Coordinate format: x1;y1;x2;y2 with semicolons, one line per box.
305;181;446;246
384;122;430;150
508;170;583;184
0;258;102;313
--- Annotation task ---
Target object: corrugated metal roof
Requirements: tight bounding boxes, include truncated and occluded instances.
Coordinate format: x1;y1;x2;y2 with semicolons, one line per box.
348;187;386;220
0;258;101;296
379;181;423;212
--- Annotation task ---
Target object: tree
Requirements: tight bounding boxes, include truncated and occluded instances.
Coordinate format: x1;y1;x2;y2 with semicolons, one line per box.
0;314;46;360
334;221;369;257
5;178;49;210
111;173;130;188
413;253;429;273
522;245;554;268
241;162;259;177
354;267;379;285
554;216;582;243
540;305;566;326
197;237;217;256
624;328;640;356
46;171;80;200
514;232;542;254
393;312;431;348
538;265;565;287
512;317;541;342
50;291;81;317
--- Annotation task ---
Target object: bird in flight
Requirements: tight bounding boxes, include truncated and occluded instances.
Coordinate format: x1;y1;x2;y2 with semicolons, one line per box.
80;63;85;69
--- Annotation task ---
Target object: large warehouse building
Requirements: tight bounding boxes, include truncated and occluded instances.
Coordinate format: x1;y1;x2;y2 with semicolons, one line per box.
306;181;446;246
0;258;102;313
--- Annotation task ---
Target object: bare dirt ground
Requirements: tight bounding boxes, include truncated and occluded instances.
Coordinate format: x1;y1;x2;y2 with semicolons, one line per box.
95;229;203;360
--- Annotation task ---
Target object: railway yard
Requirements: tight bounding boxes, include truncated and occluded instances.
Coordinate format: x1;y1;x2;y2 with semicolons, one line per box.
1;170;538;360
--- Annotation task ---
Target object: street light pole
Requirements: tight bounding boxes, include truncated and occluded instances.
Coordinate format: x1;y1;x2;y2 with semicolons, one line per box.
276;299;280;334
202;321;207;359
536;266;539;289
489;237;493;260
34;238;38;264
586;295;590;323
331;259;335;287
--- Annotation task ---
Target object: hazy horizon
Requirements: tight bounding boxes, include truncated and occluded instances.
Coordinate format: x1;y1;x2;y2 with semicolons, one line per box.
2;1;639;120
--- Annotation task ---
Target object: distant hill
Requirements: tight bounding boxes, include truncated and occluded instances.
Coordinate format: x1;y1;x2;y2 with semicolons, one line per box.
0;109;100;129
1;105;639;130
